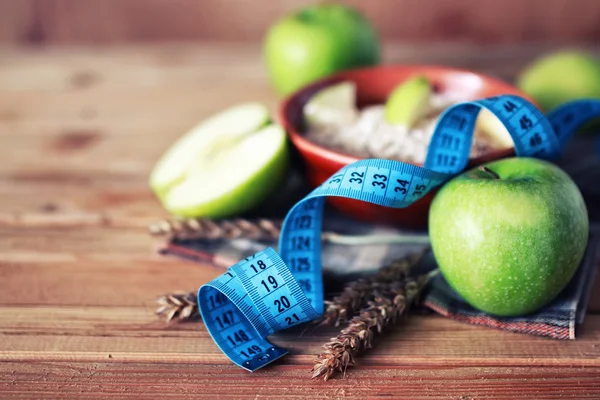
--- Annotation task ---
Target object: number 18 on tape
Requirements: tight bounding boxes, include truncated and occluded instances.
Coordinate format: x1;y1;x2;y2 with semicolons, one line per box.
198;95;600;371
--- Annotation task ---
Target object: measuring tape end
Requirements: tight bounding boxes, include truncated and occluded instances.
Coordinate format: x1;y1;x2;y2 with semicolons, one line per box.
242;346;288;372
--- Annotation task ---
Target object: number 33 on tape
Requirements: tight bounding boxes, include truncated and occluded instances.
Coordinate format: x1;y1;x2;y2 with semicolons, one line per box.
198;95;600;371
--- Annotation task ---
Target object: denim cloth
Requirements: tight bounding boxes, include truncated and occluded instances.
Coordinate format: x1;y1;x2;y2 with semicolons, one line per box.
161;220;598;340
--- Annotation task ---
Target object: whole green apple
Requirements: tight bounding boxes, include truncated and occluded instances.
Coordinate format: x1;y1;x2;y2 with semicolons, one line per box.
518;51;600;112
263;3;379;96
429;157;588;316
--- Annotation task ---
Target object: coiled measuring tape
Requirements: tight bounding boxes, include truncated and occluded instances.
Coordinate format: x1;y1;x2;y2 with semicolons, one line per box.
198;95;600;371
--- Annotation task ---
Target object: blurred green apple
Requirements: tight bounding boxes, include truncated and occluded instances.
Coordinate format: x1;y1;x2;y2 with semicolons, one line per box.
429;157;588;316
150;103;290;218
263;3;380;96
518;51;600;111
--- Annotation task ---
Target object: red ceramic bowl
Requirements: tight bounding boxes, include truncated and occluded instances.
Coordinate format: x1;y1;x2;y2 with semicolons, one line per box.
280;65;534;229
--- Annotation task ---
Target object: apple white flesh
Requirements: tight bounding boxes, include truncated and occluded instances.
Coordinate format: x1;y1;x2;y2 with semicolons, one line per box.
429;157;588;316
474;108;514;149
150;103;270;198
303;81;358;131
149;104;289;218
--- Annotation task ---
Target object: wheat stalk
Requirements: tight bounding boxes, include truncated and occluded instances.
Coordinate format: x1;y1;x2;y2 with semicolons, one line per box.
311;272;431;381
156;249;430;324
156;292;200;322
318;248;428;327
149;218;282;241
149;217;430;246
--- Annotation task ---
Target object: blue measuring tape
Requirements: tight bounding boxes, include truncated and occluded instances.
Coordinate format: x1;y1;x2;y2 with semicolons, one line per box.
198;95;600;371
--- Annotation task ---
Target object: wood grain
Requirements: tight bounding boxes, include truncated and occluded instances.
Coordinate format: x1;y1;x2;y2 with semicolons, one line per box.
1;306;599;363
3;0;600;44
0;223;597;311
1;308;599;397
1;362;598;399
1;44;599;398
0;0;37;44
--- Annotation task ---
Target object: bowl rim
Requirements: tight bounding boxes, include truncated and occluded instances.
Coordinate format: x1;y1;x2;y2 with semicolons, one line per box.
279;64;538;168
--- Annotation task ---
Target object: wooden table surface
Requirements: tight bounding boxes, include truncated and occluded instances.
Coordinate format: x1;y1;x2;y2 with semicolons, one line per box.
0;43;599;399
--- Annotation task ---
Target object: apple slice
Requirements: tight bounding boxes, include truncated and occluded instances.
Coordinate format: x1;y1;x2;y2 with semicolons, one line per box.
384;75;433;128
475;108;515;149
150;103;289;218
303;81;358;131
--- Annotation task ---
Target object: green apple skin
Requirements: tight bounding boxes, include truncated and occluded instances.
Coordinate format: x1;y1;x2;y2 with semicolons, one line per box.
263;3;379;96
429;157;588;317
165;139;289;219
518;51;600;112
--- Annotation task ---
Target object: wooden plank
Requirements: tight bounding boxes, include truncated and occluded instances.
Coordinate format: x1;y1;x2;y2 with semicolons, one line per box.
0;0;37;44
0;225;156;257
1;44;599;219
1;307;599;397
0;187;162;220
0;223;598;310
1;0;599;44
0;258;219;308
0;45;274;219
0;361;598;400
0;306;598;364
0;224;221;307
4;44;599;95
0;133;167;182
2;43;599;92
0;44;599;398
4;44;600;137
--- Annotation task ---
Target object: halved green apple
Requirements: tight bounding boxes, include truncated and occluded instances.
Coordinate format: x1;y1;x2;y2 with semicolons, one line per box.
150;103;290;218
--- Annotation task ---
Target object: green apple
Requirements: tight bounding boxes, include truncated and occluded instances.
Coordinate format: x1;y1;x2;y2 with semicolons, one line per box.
518;51;600;111
149;103;290;218
429;157;588;316
303;81;358;131
263;3;380;96
384;75;433;128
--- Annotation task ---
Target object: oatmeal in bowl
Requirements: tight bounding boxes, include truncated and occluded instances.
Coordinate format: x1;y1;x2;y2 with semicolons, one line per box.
303;79;513;166
280;66;533;228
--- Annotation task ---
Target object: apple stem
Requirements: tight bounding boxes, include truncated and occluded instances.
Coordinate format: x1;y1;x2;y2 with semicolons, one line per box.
478;166;500;179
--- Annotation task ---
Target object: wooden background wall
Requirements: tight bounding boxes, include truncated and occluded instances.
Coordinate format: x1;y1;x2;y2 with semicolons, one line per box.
1;0;600;45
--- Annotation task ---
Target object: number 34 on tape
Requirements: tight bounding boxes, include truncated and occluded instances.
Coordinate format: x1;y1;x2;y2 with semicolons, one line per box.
198;95;600;371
